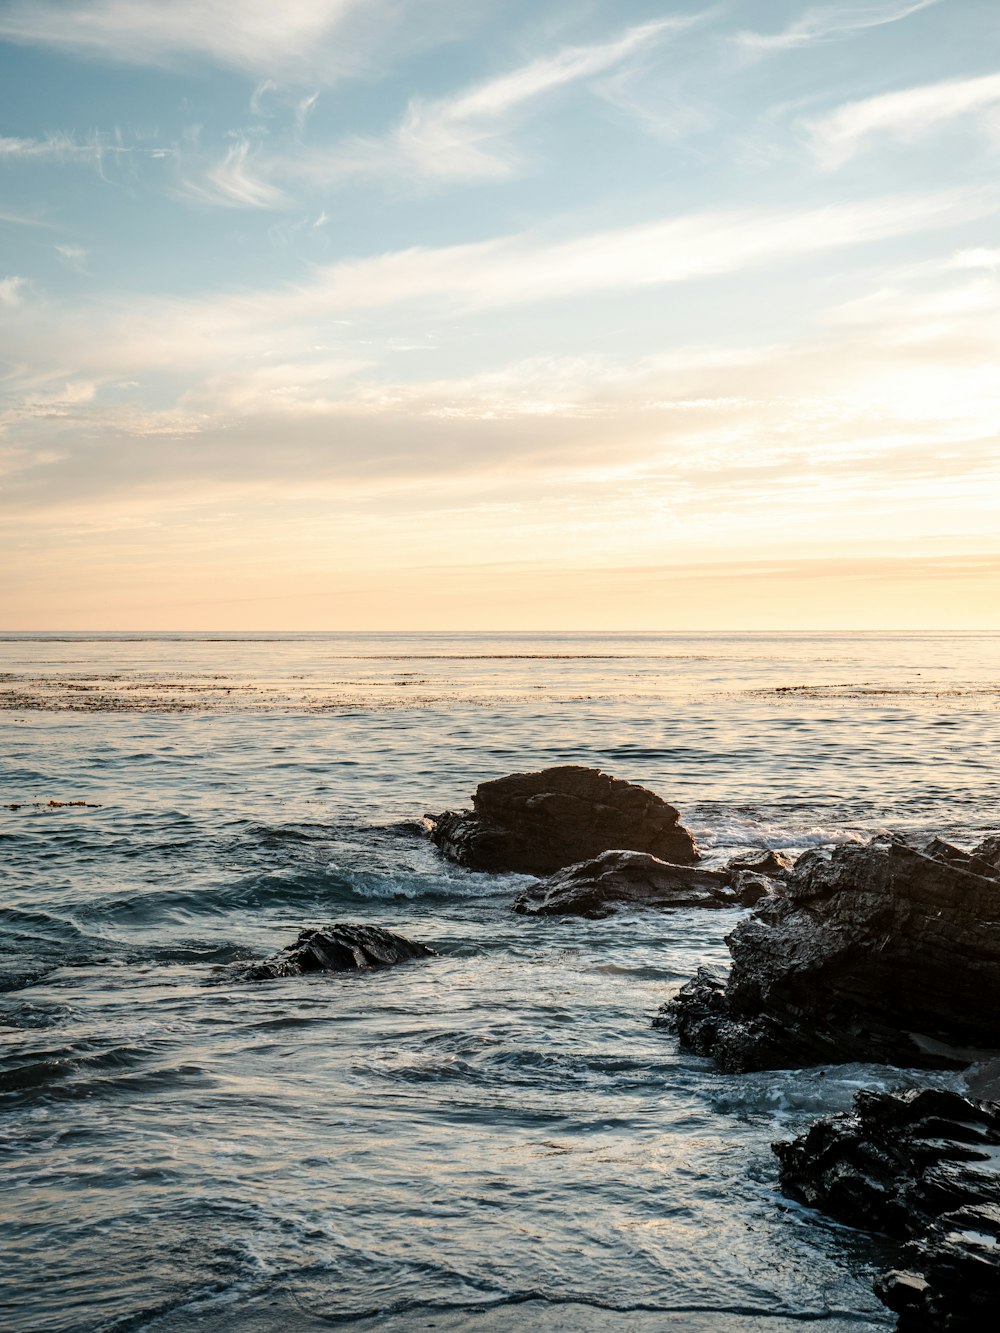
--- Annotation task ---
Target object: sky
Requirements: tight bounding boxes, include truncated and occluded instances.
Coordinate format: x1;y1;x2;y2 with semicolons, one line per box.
1;0;999;630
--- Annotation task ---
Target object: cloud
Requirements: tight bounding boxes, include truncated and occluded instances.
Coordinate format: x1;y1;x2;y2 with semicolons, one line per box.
0;0;438;84
949;247;1000;271
0;206;57;229
184;17;691;205
3;186;994;392
0;275;26;306
55;244;89;272
0;129;173;176
249;78;278;116
809;71;1000;167
0;132;96;162
274;186;1000;317
178;137;291;209
737;0;940;57
354;17;682;182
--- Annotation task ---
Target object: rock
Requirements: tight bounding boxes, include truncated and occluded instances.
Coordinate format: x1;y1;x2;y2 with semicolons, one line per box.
773;1088;1000;1332
972;833;1000;872
718;850;796;906
512;850;734;917
875;1205;1000;1332
721;848;796;881
246;923;437;980
659;835;1000;1071
728;869;779;907
427;765;699;875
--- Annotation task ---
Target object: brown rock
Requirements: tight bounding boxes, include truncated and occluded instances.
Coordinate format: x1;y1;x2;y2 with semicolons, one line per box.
427;765;698;875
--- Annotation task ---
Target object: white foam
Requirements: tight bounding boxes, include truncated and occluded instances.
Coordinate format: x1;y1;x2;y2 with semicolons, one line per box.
694;816;867;852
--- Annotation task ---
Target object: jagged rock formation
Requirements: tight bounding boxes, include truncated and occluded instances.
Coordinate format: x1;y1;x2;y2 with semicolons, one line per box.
512;850;735;917
246;923;437;980
658;834;1000;1071
427;765;699;875
774;1088;1000;1332
721;848;796;906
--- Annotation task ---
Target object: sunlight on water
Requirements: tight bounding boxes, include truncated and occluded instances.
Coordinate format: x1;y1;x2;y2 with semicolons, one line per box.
2;633;996;1331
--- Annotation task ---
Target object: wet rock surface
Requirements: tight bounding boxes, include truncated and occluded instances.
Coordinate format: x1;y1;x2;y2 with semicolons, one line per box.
774;1088;1000;1332
512;850;734;917
247;923;437;980
659;834;1000;1071
719;849;797;906
427;765;699;875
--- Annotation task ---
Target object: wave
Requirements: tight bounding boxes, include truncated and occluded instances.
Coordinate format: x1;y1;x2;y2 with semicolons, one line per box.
693;817;867;852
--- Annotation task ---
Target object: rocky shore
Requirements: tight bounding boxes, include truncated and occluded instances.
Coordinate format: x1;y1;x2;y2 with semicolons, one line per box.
247;766;998;1332
774;1088;1000;1331
423;765;1000;1331
660;833;1000;1070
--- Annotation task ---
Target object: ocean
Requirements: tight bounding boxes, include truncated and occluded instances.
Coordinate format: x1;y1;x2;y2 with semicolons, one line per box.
3;631;999;1332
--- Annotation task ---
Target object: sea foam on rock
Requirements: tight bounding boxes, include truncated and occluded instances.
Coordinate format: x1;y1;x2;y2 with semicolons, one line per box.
247;923;437;979
427;765;699;875
774;1088;1000;1332
658;834;1000;1071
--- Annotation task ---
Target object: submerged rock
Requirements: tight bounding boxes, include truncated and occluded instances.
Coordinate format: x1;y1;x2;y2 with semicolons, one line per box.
774;1088;1000;1332
247;923;437;980
659;834;1000;1071
512;850;734;917
427;765;699;875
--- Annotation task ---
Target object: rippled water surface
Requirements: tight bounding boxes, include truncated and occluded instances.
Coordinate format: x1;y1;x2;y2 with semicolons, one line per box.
3;632;999;1332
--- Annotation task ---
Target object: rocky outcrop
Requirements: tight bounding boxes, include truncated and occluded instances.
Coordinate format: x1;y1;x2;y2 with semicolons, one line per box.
658;834;1000;1071
427;766;699;875
512;850;734;917
247;923;437;980
720;848;796;906
774;1088;1000;1331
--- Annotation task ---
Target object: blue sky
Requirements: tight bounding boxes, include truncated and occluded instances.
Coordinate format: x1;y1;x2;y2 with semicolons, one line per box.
2;0;999;628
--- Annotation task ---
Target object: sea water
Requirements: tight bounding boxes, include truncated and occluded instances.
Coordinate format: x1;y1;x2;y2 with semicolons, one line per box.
3;632;999;1332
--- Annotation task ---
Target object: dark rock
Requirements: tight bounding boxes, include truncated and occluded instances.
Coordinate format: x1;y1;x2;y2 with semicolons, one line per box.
661;835;1000;1071
718;849;796;906
247;923;436;980
972;833;1000;872
875;1204;1000;1332
773;1088;1000;1331
966;1057;1000;1102
512;850;734;917
729;869;780;906
721;847;796;881
427;765;698;875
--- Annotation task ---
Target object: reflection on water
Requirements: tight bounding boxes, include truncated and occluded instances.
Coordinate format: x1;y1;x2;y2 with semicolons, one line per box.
1;633;995;1330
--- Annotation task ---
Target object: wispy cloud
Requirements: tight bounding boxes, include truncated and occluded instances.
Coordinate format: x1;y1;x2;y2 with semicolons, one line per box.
737;0;940;57
809;70;1000;167
0;129;173;174
0;0;435;83
0;132;97;162
0;206;58;229
55;243;89;272
178;137;290;209
340;18;683;182
284;187;999;316
183;17;691;205
5;187;993;392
